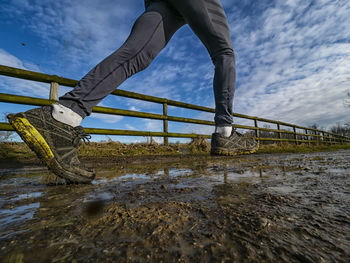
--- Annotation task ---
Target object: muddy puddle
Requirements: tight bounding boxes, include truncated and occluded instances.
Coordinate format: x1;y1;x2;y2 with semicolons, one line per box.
0;150;350;262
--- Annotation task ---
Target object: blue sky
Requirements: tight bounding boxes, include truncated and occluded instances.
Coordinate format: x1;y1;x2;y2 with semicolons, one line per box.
1;0;350;142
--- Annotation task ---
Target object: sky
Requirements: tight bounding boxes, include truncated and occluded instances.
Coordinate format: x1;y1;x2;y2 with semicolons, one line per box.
1;0;350;143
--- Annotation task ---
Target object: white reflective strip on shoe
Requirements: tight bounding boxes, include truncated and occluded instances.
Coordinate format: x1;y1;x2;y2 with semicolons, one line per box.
215;126;232;137
52;103;82;127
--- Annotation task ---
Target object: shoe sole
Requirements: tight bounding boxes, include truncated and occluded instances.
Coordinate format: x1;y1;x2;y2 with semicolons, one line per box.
210;145;259;156
7;114;93;184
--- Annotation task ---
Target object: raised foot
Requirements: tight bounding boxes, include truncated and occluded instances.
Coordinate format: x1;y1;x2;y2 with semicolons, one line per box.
7;107;95;184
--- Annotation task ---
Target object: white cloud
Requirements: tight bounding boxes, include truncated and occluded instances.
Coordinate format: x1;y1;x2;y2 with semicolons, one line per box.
0;49;49;98
143;119;163;132
0;49;25;69
90;113;123;124
226;0;350;128
125;124;137;130
129;106;139;112
1;0;142;72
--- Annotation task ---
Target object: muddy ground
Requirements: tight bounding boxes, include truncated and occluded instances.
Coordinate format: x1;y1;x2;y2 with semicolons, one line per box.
0;150;349;262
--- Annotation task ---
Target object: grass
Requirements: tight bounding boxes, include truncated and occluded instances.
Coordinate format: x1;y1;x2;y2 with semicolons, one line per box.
0;138;211;161
257;143;350;154
1;139;350;161
0;142;36;160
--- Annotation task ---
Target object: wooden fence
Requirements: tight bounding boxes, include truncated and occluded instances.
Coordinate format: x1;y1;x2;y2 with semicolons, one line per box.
0;65;349;145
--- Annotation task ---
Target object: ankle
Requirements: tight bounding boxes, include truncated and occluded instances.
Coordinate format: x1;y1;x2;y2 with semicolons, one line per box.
215;126;232;137
51;103;83;127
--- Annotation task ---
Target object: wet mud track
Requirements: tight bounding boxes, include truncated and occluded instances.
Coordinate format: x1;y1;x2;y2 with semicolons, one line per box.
0;150;350;262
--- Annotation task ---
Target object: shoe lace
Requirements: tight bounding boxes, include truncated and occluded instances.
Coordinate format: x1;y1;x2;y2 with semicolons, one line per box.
234;131;243;136
72;126;91;147
231;130;243;137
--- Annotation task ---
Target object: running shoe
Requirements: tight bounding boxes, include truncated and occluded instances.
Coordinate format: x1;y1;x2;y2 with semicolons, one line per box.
7;106;95;183
211;131;259;155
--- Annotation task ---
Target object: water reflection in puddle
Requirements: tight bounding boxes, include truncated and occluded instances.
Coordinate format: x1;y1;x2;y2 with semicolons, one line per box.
12;192;43;201
119;173;157;180
0;163;266;237
0;203;40;230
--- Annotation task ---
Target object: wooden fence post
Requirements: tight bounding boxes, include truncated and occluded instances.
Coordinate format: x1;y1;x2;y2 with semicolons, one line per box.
305;129;310;145
49;82;59;101
254;119;260;145
163;102;168;145
277;123;282;144
293;126;297;145
321;132;325;144
323;132;330;145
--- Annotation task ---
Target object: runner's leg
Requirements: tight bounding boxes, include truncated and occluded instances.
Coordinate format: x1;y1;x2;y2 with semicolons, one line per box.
167;0;235;127
59;2;185;118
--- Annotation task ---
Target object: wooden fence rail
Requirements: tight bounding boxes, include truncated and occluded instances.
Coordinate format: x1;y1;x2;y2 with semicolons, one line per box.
1;65;349;145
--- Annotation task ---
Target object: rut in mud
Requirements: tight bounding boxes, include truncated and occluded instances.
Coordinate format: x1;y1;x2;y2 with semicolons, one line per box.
0;150;349;262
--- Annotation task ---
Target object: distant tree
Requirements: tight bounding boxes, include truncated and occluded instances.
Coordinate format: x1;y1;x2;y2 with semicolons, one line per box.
330;123;350;137
309;124;318;130
308;124;320;136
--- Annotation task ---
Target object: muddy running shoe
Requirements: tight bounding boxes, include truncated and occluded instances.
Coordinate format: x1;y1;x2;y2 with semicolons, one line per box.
211;131;259;156
7;106;95;183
